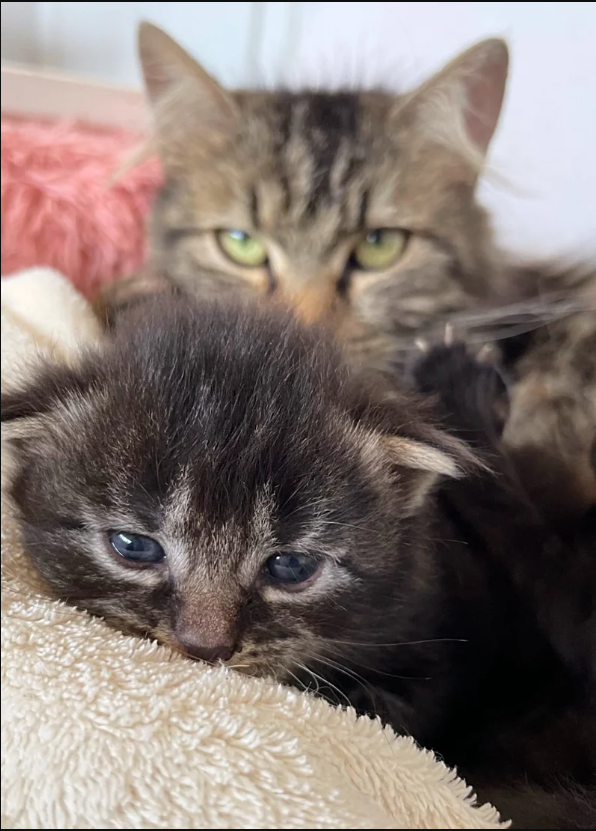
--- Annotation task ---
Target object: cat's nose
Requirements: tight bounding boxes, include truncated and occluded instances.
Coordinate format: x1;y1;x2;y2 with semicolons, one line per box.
175;627;237;664
180;641;235;663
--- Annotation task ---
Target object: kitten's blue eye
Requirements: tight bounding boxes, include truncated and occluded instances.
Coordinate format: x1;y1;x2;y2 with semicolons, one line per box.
266;553;319;585
109;532;165;564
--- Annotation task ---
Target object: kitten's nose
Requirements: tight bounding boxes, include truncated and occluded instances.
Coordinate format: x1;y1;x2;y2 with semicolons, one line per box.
175;626;237;664
179;641;235;664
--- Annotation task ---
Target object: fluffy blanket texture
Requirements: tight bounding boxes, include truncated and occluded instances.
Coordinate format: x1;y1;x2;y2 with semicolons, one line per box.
0;268;508;829
1;117;160;297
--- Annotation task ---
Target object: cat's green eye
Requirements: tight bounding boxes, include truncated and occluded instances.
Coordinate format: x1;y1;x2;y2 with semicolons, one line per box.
217;229;268;268
352;229;408;271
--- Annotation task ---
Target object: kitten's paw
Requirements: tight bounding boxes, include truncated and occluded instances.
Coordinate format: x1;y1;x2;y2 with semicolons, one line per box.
412;341;480;395
411;342;508;437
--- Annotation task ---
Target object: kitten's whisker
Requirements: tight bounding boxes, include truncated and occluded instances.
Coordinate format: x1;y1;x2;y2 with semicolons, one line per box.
284;667;310;693
311;655;381;718
313;655;401;757
295;662;320;696
296;661;354;710
322;636;468;648
324;647;434;682
312;654;374;699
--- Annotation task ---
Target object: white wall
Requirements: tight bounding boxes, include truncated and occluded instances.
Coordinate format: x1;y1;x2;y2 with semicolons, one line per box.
1;1;595;256
1;2;264;86
1;2;40;63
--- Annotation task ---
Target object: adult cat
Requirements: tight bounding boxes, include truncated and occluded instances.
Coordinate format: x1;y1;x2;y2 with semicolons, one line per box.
98;23;596;523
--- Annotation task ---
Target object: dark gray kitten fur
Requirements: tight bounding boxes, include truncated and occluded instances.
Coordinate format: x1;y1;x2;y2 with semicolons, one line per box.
2;296;594;828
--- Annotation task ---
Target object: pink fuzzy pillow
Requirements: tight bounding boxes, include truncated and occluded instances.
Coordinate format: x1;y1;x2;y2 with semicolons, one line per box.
1;116;162;298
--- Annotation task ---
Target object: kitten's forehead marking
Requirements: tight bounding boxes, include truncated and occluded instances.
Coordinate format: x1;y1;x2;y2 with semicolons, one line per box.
163;464;195;534
161;469;352;605
162;475;278;586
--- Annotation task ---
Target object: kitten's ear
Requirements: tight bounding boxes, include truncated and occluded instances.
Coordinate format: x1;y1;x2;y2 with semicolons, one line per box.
366;428;481;516
138;21;238;156
391;431;479;514
398;38;509;172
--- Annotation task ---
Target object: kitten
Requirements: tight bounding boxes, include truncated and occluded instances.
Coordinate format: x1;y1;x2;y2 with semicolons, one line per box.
411;341;596;829
97;23;596;524
3;295;594;828
412;342;596;688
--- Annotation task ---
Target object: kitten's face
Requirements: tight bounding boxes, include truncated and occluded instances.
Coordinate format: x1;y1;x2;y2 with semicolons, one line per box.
137;25;508;369
3;299;466;678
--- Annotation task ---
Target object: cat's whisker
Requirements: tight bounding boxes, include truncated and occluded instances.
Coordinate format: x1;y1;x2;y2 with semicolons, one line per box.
321;636;468;648
440;293;593;326
294;662;321;697
295;661;353;710
284;666;310;694
311;654;402;758
385;294;595;358
323;647;434;682
312;654;374;697
311;655;378;711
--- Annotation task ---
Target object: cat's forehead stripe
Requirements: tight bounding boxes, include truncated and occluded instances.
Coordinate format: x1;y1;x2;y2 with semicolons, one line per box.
269;91;369;228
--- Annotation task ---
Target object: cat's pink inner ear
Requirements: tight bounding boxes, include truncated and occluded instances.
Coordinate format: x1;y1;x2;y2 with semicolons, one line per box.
400;38;509;161
137;21;238;138
458;39;509;153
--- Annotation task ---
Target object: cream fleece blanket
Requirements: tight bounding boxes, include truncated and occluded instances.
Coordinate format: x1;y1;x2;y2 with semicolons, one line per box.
1;268;506;830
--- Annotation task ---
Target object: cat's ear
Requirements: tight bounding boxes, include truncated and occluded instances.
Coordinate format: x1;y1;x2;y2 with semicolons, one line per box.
364;425;481;516
386;430;480;514
137;22;238;156
397;38;508;173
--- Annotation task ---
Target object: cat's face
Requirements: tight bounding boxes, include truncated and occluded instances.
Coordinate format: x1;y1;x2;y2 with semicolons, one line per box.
2;298;469;677
135;25;508;369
